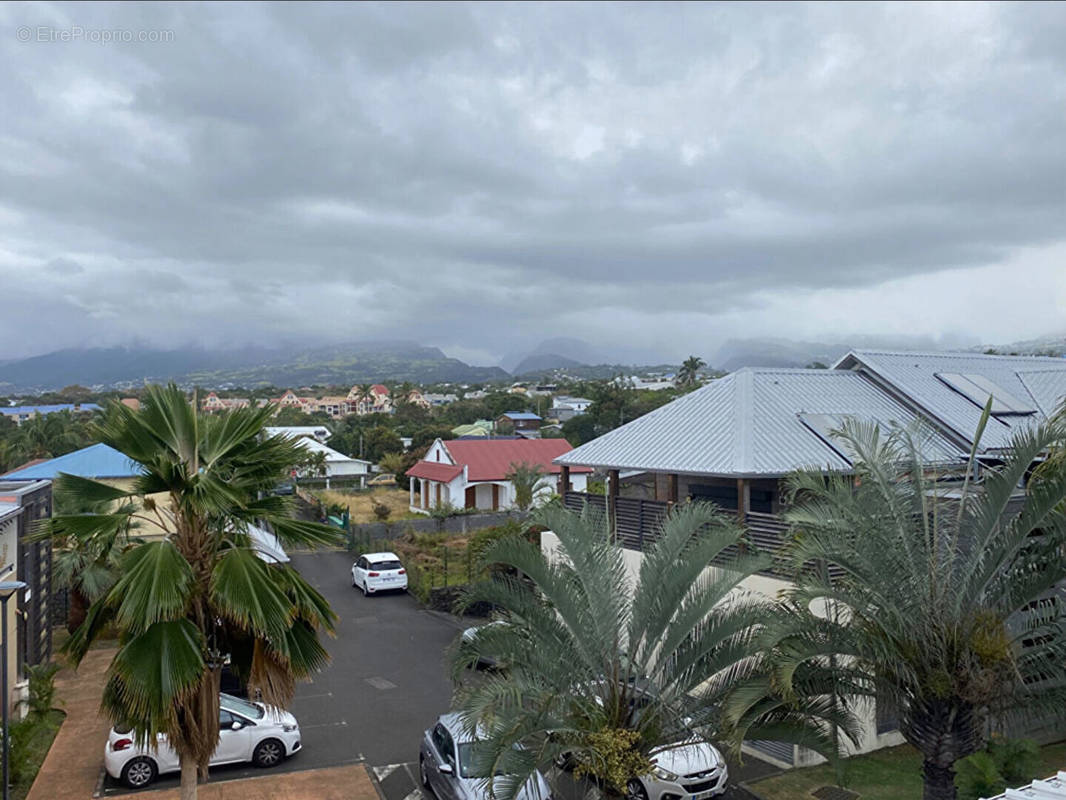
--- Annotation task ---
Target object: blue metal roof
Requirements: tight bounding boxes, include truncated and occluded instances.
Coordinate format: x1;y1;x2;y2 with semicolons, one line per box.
0;404;102;417
501;412;542;420
2;443;142;480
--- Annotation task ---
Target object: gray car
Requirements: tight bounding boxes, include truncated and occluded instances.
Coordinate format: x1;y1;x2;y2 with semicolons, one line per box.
419;713;551;800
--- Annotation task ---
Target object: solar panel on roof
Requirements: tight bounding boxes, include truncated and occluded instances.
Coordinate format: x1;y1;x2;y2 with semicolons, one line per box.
935;373;1036;415
798;413;859;464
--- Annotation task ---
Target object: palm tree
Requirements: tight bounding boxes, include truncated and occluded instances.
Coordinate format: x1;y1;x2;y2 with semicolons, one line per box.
450;503;855;800
355;383;375;415
504;461;545;512
49;385;341;800
301;448;329;480
379;452;406;477
775;414;1066;800
49;482;129;632
676;356;705;388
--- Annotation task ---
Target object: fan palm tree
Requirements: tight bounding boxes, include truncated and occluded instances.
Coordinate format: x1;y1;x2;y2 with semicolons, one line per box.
774;412;1066;800
504;461;546;512
48;385;342;800
676;356;705;388
450;503;857;800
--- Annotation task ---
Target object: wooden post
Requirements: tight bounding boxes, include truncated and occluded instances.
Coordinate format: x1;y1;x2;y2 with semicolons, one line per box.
608;469;620;536
737;478;748;524
668;473;679;506
559;465;571;501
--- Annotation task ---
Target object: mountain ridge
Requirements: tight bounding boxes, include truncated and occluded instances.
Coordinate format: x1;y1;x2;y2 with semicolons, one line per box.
0;342;508;393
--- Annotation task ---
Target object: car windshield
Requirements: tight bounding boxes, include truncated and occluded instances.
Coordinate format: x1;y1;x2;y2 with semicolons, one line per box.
370;560;403;571
457;742;496;778
221;693;265;720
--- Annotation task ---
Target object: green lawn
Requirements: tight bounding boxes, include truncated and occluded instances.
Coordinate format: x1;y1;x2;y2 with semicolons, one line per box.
751;741;1066;800
12;709;65;800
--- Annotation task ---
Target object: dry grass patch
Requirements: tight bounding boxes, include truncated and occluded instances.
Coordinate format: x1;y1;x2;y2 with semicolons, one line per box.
316;487;418;524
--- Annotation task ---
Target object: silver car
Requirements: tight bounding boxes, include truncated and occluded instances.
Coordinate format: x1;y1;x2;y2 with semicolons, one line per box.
628;737;728;800
419;713;551;800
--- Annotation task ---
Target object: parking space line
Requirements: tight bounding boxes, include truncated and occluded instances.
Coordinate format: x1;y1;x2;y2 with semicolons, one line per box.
373;764;404;781
300;720;348;729
295;691;335;700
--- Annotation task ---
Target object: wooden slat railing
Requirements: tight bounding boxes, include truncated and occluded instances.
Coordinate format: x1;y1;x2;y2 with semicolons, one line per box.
559;492;843;581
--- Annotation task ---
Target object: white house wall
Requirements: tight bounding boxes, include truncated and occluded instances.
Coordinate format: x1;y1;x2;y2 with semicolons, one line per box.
424;440;454;464
325;460;369;477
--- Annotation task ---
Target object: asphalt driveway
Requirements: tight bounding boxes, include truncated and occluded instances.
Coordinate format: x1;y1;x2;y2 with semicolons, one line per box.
101;548;777;799
103;548;462;794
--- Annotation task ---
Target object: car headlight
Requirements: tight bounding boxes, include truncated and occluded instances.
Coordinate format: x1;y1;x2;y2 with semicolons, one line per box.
282;723;298;732
652;766;679;782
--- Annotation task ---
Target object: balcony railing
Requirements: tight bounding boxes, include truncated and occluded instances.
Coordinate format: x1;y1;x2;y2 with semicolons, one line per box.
560;492;841;580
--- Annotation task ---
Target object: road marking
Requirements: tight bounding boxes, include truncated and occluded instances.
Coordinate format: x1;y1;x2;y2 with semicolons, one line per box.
299;719;348;729
295;691;334;700
374;763;404;780
366;676;398;690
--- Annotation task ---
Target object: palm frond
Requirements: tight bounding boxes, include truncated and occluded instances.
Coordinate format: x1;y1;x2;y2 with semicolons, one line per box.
107;541;194;635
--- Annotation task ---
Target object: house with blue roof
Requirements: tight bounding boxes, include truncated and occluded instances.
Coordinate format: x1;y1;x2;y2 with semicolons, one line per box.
1;443;141;481
0;404;102;425
2;443;286;563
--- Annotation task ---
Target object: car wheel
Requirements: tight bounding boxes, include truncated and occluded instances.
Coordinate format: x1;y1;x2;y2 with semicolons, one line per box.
419;755;432;790
121;756;158;788
627;779;649;800
361;581;368;597
253;738;285;768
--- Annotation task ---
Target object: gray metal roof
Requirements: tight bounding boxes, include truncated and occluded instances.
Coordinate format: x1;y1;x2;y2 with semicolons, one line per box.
1017;370;1066;417
836;350;1066;452
556;368;964;477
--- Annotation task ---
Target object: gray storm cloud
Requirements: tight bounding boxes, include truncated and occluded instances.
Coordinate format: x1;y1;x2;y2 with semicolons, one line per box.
1;2;1064;363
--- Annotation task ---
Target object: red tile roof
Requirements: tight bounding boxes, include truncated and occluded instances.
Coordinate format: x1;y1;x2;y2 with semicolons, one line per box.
406;461;464;482
442;439;592;482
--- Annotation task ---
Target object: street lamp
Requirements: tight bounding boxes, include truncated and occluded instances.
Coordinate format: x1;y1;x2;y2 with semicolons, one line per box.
0;581;26;800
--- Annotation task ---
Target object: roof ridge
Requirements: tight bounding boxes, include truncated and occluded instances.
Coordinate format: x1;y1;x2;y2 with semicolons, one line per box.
851;348;1066;362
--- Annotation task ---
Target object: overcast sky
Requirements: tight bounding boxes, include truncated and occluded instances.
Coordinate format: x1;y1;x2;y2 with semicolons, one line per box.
2;2;1065;365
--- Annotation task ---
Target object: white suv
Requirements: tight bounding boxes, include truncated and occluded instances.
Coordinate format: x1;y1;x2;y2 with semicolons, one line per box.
628;738;729;800
104;693;301;788
351;551;408;595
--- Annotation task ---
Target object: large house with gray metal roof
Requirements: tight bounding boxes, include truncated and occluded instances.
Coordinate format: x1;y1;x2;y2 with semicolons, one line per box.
555;350;1066;521
550;349;1066;766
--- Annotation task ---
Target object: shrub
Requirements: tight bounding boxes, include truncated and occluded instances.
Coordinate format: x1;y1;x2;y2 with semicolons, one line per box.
372;501;391;523
468;520;524;564
956;737;1041;800
956;751;1004;800
987;736;1041;785
24;662;60;716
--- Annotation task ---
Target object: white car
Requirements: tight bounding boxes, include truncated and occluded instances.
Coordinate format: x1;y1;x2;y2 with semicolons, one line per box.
351;551;408;596
628;738;729;800
104;693;301;788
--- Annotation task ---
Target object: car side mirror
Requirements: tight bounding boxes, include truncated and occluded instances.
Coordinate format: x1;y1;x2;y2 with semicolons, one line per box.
231;721;242;731
439;763;453;775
